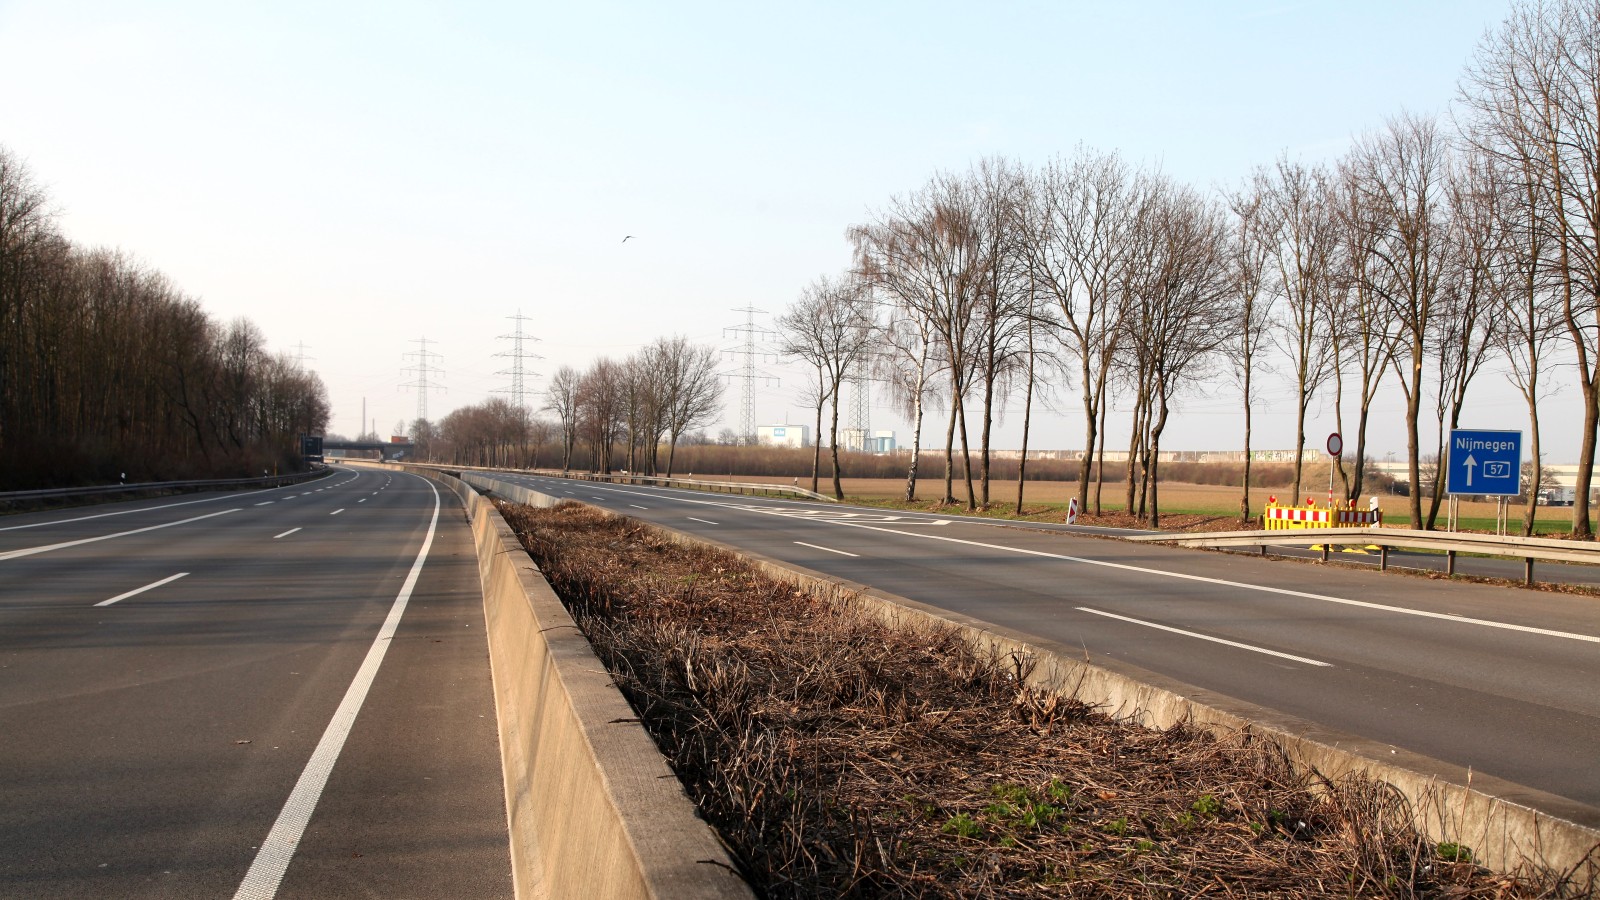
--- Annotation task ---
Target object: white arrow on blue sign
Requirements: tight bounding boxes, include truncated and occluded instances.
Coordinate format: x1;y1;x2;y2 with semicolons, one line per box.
1446;429;1522;496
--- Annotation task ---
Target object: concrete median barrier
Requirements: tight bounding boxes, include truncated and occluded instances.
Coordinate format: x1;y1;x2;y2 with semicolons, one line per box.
407;467;750;899
452;470;1599;890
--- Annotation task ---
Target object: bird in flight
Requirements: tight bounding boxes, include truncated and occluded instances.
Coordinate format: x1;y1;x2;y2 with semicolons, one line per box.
621;235;637;243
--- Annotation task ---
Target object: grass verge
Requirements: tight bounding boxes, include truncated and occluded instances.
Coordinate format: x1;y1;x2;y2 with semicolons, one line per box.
501;501;1583;898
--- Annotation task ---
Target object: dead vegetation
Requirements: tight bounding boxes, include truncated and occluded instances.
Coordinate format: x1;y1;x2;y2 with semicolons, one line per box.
502;501;1588;898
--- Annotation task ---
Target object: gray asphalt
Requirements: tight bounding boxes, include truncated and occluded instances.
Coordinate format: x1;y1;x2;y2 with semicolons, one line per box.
0;466;510;899
498;472;1600;824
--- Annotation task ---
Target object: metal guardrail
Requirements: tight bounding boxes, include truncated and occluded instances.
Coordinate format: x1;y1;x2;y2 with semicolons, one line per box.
369;460;837;503
1127;526;1600;585
0;468;329;503
571;471;837;502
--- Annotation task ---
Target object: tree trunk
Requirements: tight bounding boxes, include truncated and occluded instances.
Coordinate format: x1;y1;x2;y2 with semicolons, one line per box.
904;370;926;502
979;372;994;509
829;387;844;501
811;397;825;494
942;399;958;505
1404;342;1425;529
956;391;976;511
1015;338;1035;515
1148;394;1171;529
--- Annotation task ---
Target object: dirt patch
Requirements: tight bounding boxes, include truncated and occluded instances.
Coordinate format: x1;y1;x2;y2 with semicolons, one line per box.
501;501;1578;898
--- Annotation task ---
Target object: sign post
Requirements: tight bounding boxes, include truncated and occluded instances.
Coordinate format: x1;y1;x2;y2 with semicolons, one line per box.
1326;433;1342;507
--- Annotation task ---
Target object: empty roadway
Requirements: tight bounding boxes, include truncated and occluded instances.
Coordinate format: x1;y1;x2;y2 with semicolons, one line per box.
0;465;510;899
491;472;1600;823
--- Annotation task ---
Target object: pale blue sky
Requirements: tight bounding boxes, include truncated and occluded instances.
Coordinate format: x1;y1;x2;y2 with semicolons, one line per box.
3;0;1565;460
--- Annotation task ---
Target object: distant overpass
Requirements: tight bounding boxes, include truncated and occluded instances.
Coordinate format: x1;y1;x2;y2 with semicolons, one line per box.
323;440;413;461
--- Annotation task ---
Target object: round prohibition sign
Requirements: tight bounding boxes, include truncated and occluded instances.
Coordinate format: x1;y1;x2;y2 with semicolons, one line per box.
1326;432;1343;457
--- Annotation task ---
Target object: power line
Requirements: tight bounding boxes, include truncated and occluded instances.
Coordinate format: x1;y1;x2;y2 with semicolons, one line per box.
493;310;543;411
401;337;446;423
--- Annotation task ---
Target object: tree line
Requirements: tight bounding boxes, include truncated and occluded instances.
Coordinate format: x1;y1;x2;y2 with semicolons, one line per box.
0;148;330;489
774;0;1600;536
407;336;725;476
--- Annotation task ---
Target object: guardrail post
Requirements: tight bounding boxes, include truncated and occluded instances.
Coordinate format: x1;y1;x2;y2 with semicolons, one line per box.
1320;543;1329;562
1446;550;1456;576
1525;557;1534;585
1379;545;1389;571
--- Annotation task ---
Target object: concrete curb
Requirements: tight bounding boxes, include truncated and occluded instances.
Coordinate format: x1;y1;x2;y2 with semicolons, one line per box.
463;471;1599;892
417;468;751;899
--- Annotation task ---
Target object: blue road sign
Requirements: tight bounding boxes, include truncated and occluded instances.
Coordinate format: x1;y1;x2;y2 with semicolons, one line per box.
1446;429;1522;496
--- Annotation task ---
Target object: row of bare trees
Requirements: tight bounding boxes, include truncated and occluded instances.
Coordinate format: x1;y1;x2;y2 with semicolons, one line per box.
774;0;1600;535
0;148;330;488
540;336;724;477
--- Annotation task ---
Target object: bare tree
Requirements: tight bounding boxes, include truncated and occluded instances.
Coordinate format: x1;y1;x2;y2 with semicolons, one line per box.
851;172;985;509
1329;162;1399;503
1119;178;1235;527
776;275;876;500
871;307;938;501
657;336;723;477
544;364;581;474
969;158;1033;507
1347;112;1453;529
1460;0;1600;537
1258;156;1338;505
1019;147;1139;515
1225;178;1275;522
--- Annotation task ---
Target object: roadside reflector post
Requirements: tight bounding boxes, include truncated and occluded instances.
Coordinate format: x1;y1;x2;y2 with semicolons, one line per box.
1379;545;1389;571
1446;550;1457;576
1525;557;1534;586
1321;542;1330;562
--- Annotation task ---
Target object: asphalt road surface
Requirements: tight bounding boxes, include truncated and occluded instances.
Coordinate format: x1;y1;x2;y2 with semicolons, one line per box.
0;466;510;899
493;472;1600;824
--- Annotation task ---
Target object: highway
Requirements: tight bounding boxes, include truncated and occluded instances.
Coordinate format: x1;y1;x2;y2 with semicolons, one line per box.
494;472;1600;823
0;466;510;899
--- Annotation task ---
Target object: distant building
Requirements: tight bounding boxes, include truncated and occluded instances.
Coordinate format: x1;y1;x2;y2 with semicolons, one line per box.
758;424;811;448
838;428;896;454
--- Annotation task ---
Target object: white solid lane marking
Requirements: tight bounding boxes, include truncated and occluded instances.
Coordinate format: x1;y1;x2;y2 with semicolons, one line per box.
96;572;189;607
1076;606;1331;667
687;517;719;525
794;541;859;558
273;528;301;539
330;509;344;516
0;509;240;562
820;520;1600;645
255;501;275;506
628;504;649;510
233;477;441;900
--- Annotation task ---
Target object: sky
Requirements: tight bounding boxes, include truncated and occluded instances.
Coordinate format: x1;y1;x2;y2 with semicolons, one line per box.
1;0;1577;462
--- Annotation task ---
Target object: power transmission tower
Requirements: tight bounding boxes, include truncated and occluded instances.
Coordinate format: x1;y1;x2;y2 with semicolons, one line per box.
847;357;872;452
494;310;543;411
293;340;315;370
401;337;446;423
723;306;778;443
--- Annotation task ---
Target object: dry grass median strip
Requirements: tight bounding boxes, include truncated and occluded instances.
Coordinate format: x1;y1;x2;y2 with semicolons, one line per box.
501;501;1581;898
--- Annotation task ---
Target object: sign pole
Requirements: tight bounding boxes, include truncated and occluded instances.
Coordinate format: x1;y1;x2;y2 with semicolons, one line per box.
1325;433;1343;508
